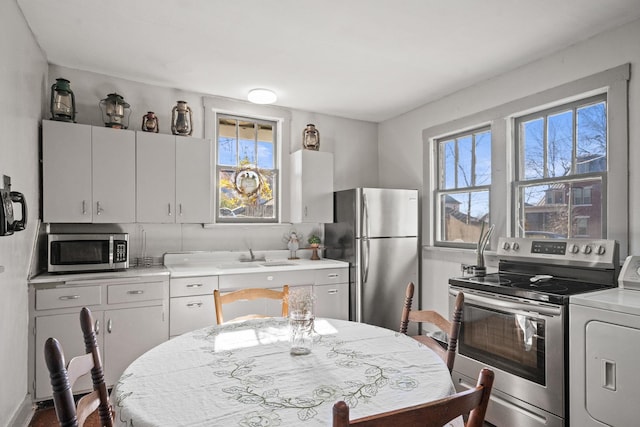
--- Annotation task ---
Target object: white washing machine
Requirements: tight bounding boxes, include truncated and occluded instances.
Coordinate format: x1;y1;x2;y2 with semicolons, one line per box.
569;256;640;426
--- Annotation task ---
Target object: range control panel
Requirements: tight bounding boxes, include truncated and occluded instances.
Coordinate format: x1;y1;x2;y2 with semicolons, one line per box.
497;237;619;269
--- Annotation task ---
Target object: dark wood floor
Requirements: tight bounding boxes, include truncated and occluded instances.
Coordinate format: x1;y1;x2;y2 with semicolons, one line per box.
29;406;102;427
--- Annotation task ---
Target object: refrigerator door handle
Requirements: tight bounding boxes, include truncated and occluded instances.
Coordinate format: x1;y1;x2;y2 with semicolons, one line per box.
362;193;370;283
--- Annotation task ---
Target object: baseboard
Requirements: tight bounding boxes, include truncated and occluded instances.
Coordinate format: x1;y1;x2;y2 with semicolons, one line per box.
6;395;35;427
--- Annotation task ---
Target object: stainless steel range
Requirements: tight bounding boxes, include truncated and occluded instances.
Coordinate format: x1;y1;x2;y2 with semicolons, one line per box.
448;237;619;427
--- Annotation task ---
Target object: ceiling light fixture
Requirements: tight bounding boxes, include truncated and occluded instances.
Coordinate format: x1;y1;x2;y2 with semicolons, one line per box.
247;88;277;104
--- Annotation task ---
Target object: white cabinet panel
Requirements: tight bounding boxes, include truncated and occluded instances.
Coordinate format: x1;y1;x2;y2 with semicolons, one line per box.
170;276;218;297
314;282;349;320
176;137;212;223
136;132;176;223
290;150;333;223
42;120;93;222
170;296;217;336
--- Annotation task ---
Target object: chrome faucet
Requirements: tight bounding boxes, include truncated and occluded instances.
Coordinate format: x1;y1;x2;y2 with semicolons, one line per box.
242;248;265;262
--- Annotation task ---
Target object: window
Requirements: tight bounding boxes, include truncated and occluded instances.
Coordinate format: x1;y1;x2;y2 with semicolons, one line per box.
216;114;278;223
435;127;491;246
514;94;606;238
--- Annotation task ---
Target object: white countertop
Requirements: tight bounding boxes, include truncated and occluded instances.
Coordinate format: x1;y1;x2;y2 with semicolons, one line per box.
29;265;170;284
570;287;640;316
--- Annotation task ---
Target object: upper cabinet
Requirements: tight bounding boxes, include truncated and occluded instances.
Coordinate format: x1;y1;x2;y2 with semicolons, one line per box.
136;132;212;223
290;150;334;223
42;120;136;223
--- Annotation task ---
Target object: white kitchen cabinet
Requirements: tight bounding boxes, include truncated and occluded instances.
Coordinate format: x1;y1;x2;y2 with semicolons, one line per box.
42;120;136;223
30;276;169;401
136;132;211;223
290;150;334;223
313;268;349;320
169;275;218;337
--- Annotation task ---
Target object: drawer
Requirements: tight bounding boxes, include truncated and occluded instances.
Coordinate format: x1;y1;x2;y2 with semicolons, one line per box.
219;270;314;290
170;276;218;297
108;281;165;304
36;286;102;310
170;296;216;336
314;268;348;285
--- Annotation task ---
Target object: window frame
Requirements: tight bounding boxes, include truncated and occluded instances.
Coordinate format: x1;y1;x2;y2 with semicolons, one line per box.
434;126;492;248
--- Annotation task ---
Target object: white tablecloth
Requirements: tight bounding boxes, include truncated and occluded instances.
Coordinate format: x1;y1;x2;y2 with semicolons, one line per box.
112;318;461;426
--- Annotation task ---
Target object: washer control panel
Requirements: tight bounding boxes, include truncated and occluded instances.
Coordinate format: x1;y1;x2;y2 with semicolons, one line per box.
619;256;640;290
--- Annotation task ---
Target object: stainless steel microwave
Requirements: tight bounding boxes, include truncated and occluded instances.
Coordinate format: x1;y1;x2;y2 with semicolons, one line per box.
48;233;129;273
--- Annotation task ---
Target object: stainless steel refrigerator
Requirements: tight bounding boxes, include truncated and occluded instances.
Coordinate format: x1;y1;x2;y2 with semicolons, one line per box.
324;188;419;334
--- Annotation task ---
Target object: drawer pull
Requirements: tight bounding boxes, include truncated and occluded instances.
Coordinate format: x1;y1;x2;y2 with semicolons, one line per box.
327;289;339;295
107;318;112;333
186;284;203;288
59;295;80;300
186;302;204;308
95;320;100;335
127;290;145;295
328;274;339;278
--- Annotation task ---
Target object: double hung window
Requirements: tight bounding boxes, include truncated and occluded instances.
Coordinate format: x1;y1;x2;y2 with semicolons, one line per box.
513;94;607;238
435;127;492;246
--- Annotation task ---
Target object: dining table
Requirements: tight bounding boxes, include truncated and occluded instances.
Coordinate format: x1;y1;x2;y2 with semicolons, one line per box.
111;317;463;426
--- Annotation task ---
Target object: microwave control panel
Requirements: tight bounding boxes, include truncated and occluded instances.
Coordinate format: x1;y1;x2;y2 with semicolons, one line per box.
115;240;128;262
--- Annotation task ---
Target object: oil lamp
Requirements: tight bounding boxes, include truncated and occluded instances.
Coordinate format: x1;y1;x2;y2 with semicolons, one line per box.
50;78;76;122
141;111;159;133
171;101;193;136
302;124;320;150
99;93;131;129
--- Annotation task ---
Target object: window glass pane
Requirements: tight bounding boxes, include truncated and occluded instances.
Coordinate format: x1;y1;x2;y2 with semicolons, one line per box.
546;110;573;178
517;178;602;238
238;139;256;164
457;136;472;187
257;123;274;169
475;130;491;185
577;102;606;173
218;119;237;166
439;190;489;244
442;139;456;190
522;118;544;180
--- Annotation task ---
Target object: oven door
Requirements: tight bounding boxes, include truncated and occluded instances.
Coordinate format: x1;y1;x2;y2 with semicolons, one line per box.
449;286;565;426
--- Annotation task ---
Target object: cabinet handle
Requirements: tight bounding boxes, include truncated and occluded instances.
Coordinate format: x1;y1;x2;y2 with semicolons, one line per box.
327;289;339;295
267;276;274;281
186;283;203;288
96;201;103;215
304;206;308;217
107;318;112;334
186;302;203;308
179;203;183;216
95;320;100;335
59;295;80;300
127;290;144;295
82;200;87;215
168;203;172;216
328;273;339;278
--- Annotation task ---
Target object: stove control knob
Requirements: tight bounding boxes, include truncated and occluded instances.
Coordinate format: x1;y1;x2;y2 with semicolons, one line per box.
582;245;593;255
512;242;520;251
595;245;606;255
502;242;511;250
569;244;580;254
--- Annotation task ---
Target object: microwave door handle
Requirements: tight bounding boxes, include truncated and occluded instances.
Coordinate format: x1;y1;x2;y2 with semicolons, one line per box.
109;236;114;267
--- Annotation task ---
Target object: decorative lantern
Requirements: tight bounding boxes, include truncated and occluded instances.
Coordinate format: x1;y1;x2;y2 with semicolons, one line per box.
50;78;76;122
99;93;131;129
302;124;320;151
141;111;159;133
171;101;193;136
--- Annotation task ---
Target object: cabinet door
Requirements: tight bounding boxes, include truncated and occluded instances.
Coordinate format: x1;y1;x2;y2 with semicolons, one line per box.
34;312;104;399
176;137;212;223
290;150;333;223
170;295;217;337
103;305;167;385
92;126;136;223
42;120;93;222
136;132;176;223
314;282;349;320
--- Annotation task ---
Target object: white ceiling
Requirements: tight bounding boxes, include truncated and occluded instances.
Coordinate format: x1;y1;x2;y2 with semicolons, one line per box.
17;0;640;122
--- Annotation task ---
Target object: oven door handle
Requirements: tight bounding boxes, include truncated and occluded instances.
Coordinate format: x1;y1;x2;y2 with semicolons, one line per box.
449;287;562;317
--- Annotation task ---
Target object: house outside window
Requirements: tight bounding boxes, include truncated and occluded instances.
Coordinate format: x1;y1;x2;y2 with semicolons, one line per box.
216;114;279;223
435;126;491;246
514;94;606;239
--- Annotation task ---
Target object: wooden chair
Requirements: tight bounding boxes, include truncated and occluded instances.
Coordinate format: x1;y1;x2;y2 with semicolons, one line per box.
332;367;494;427
213;285;289;324
400;282;464;372
44;307;113;427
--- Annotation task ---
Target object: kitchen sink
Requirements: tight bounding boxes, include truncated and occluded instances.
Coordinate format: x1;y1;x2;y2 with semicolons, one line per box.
261;261;298;267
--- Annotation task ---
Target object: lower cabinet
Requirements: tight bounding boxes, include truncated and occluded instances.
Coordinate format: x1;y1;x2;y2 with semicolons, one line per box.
30;276;169;401
169;275;218;338
314;268;349;320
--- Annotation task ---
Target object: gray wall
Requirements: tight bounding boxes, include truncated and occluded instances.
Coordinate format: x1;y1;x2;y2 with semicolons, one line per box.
378;18;640;316
0;1;47;424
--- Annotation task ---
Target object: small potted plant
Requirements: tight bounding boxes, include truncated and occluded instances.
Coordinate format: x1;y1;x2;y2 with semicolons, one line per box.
307;234;321;260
